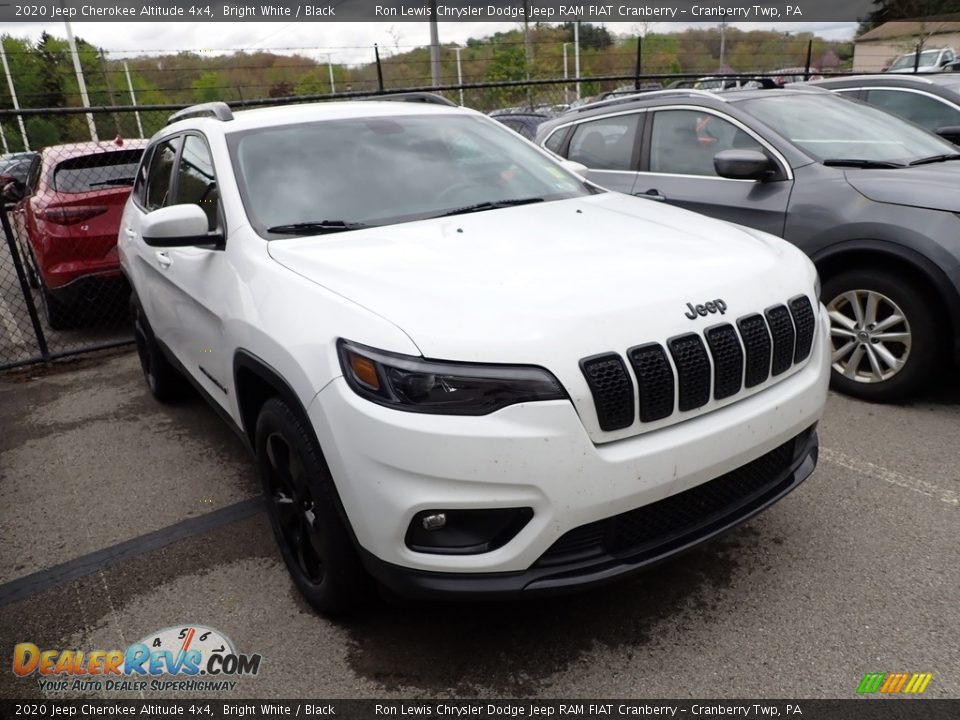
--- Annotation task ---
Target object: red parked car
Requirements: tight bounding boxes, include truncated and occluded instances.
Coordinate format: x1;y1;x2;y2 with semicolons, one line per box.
8;139;147;328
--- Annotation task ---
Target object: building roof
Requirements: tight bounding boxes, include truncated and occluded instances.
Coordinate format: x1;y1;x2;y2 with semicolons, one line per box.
857;16;960;42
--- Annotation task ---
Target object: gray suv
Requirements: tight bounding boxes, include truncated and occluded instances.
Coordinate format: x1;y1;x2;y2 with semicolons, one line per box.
537;88;960;401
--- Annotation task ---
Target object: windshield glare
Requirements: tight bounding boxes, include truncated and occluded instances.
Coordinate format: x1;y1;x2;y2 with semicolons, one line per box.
741;94;957;163
230;113;589;234
889;50;940;70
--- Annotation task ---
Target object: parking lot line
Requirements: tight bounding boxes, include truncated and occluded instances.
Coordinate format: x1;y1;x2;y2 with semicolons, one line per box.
0;496;264;609
821;446;960;508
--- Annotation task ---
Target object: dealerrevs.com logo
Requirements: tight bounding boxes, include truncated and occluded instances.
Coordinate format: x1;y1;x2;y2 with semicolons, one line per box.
13;625;262;693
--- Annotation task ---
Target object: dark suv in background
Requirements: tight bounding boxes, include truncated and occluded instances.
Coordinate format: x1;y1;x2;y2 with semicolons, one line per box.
537;87;960;401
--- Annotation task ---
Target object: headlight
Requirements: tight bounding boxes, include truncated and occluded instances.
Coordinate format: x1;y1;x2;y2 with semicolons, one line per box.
338;339;567;415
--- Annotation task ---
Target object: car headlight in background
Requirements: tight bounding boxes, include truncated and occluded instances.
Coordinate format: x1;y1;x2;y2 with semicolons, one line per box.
338;339;567;415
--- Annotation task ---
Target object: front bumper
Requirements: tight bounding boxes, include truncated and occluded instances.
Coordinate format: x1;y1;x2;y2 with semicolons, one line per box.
306;305;830;588
359;426;817;598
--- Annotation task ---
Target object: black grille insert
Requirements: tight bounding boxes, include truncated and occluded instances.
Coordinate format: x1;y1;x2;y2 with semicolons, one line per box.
704;324;744;400
737;314;772;388
765;305;796;376
536;433;802;567
579;353;634;431
668;333;711;411
627;343;675;422
790;295;816;363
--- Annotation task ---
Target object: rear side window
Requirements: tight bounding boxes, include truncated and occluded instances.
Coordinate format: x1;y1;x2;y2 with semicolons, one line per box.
567;114;640;170
176;135;220;231
132;145;154;206
544;128;568;155
865;89;960;132
145;139;179;212
52;150;143;194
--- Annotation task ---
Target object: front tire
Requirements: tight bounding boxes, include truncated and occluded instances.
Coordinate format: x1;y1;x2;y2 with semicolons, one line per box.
255;397;369;615
823;269;940;402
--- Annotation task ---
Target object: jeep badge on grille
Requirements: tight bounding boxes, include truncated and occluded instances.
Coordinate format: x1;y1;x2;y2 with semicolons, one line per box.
685;299;728;319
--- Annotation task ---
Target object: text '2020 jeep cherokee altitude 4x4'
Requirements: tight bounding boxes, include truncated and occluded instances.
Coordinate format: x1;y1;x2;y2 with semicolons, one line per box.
120;98;830;614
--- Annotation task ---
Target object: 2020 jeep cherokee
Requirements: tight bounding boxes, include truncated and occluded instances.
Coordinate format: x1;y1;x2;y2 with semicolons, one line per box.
119;99;829;614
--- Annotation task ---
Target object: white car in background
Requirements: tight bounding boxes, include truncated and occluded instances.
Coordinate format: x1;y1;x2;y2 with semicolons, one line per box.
119;97;829;614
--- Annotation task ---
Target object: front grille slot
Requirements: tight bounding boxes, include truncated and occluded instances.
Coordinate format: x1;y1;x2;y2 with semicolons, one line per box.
627;343;674;422
704;324;744;400
790;295;816;363
536;434;802;567
668;334;711;411
765;305;796;376
578;296;815;432
579;353;634;431
737;314;772;388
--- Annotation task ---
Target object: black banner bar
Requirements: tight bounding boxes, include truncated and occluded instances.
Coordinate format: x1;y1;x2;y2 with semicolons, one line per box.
0;0;875;24
1;700;959;720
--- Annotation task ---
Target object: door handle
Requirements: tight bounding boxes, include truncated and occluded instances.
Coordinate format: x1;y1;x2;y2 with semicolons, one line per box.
154;251;172;269
124;227;136;238
635;188;666;201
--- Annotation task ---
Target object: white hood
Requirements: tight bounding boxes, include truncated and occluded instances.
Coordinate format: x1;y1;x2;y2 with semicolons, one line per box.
268;192;818;441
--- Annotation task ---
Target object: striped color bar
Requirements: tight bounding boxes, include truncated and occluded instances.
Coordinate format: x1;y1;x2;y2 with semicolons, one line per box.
857;672;933;694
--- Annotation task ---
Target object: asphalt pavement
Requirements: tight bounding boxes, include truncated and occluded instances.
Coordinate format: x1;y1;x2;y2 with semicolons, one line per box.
0;350;957;699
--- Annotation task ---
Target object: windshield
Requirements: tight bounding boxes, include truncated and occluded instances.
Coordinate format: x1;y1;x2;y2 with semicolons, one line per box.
889;50;940;71
229;113;590;236
740;93;957;163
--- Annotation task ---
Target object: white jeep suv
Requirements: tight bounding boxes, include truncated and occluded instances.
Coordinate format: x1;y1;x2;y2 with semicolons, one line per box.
119;97;829;614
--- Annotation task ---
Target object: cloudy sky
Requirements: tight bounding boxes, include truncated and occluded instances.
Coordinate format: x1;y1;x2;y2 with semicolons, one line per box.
4;21;858;64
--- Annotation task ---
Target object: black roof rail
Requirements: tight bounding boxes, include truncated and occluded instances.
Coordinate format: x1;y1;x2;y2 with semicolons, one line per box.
358;92;456;107
167;101;234;125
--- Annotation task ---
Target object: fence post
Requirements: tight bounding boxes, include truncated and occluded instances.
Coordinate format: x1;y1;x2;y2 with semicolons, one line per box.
0;202;49;362
804;39;813;80
375;44;384;93
914;43;921;73
635;36;642;89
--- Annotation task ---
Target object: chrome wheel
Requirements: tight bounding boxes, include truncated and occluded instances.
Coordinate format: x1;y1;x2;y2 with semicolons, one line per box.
827;289;911;384
264;431;325;585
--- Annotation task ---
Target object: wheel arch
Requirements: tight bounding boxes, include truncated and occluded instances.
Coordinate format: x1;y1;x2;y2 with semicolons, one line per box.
811;239;960;362
233;349;321;451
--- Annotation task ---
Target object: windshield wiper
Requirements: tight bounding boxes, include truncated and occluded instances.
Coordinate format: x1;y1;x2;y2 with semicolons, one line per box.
89;177;135;187
267;220;370;235
822;159;905;169
436;197;545;218
908;153;960;166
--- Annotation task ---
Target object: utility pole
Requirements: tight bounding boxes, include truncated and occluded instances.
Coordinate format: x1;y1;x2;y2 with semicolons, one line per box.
0;37;29;151
428;7;441;86
64;18;98;142
452;46;464;106
326;53;336;93
574;22;581;101
0;123;9;155
563;42;570;105
719;22;727;72
123;61;144;138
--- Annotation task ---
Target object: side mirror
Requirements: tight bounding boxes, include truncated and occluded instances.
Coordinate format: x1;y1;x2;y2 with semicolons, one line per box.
2;180;25;203
560;159;589;176
935;125;960;144
714;149;773;181
142;204;221;248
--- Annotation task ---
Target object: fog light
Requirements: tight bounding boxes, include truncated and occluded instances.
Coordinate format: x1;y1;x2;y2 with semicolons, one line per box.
422;513;447;531
405;508;534;555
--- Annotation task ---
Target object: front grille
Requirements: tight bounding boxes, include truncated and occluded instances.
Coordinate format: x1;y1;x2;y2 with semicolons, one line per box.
668;334;711;412
536;433;802;568
579;353;634;431
628;343;674;422
765;305;796;376
578;295;815;431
